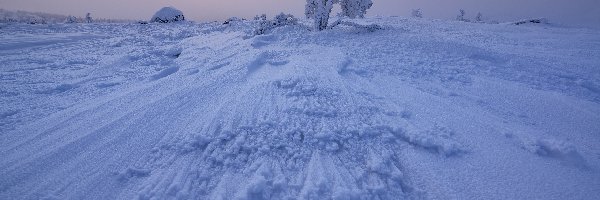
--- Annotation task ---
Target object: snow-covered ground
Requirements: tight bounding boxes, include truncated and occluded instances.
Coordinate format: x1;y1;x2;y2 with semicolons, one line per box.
1;17;599;199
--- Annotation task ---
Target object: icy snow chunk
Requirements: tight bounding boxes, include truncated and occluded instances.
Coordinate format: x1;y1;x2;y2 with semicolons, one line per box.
234;163;279;200
338;57;367;76
150;7;185;23
165;47;183;58
325;141;340;152
246;51;289;73
393;125;465;157
251;34;277;48
535;138;587;167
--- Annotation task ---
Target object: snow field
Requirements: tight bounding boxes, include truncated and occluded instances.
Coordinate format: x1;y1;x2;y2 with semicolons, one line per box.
1;17;600;199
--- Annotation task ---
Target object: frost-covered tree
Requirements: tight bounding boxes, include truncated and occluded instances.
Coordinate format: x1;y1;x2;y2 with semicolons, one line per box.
305;0;335;31
85;13;93;23
411;8;423;18
305;0;373;31
475;12;483;22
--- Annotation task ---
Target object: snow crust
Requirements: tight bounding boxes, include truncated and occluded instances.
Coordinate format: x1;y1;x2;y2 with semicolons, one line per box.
1;17;600;199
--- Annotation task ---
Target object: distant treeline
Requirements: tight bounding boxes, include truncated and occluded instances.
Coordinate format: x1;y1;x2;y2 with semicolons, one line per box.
0;9;135;24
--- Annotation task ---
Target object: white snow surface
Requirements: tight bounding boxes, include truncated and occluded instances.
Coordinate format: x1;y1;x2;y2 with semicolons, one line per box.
1;17;600;199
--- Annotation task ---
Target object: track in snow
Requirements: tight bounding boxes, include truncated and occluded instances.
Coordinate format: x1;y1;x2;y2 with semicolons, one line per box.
1;18;600;199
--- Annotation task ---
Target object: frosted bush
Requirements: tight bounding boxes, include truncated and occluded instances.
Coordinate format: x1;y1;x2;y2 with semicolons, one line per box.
223;17;243;25
411;9;423;18
64;15;77;23
26;15;45;24
254;13;299;35
274;13;298;26
254;14;267;21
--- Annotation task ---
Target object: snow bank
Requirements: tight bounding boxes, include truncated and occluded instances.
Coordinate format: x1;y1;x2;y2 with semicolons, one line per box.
150;7;185;23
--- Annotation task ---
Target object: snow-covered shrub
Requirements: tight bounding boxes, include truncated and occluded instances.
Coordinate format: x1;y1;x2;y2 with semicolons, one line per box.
150;7;185;23
65;15;77;23
254;14;267;21
28;16;46;24
411;9;423;18
223;17;243;25
273;13;298;26
305;0;373;31
253;13;299;35
85;13;93;23
20;14;46;24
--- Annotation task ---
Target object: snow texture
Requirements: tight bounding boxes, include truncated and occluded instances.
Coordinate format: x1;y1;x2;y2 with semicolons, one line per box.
1;16;600;200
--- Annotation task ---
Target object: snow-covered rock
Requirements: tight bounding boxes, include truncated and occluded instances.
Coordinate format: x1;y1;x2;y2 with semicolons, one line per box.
513;18;548;25
150;6;185;23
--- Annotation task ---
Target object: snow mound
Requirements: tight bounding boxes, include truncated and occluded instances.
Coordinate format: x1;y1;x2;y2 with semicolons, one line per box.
150;7;185;23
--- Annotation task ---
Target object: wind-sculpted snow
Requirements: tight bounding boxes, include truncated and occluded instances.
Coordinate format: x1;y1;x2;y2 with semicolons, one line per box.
1;18;600;199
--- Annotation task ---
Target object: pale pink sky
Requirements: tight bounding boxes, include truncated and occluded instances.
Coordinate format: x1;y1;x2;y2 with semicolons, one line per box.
1;0;599;27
